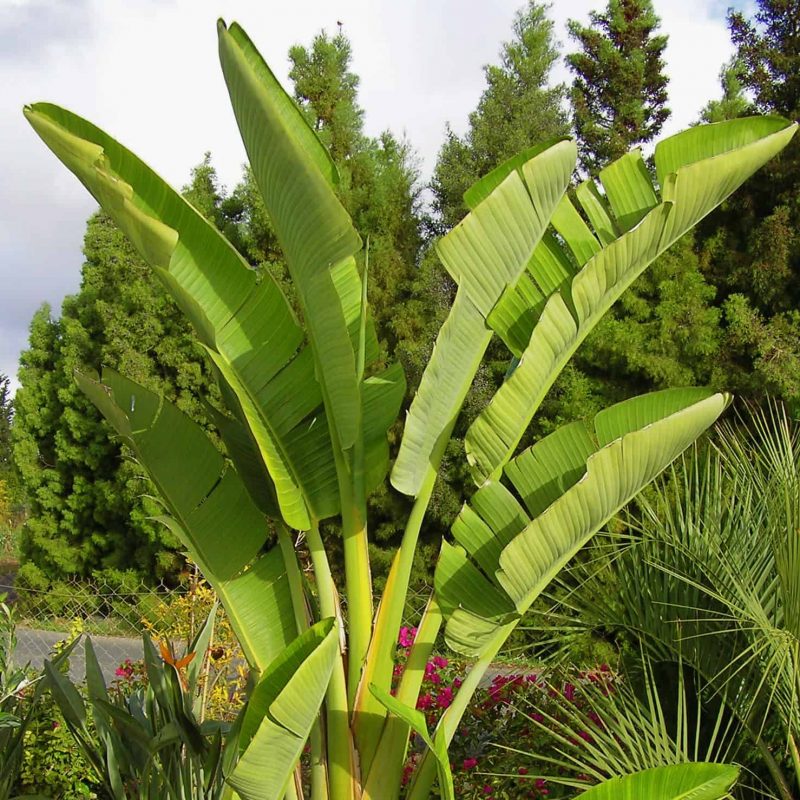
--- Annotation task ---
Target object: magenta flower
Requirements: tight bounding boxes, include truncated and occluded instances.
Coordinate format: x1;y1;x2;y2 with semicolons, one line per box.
463;757;478;770
398;626;417;648
435;686;454;708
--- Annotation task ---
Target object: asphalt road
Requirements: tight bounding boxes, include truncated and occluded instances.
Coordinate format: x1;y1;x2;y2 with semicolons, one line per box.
14;626;142;682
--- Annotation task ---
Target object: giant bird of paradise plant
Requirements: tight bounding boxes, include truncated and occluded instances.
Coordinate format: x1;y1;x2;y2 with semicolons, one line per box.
24;19;796;800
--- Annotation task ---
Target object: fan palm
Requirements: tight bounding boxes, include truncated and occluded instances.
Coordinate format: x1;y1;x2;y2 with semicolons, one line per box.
554;405;800;798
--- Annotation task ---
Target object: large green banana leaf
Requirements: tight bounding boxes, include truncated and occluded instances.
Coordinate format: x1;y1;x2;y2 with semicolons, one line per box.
76;368;294;673
218;21;365;455
464;117;797;485
578;763;739;799
24;99;402;532
391;137;577;496
435;389;730;656
229;619;339;800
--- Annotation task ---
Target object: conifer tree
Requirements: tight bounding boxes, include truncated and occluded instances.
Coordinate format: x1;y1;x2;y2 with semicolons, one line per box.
13;193;221;583
699;58;750;124
692;0;800;412
728;0;800;118
567;0;669;175
431;1;568;231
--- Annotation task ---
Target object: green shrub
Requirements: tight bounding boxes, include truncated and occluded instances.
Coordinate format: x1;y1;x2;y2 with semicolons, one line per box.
18;702;102;799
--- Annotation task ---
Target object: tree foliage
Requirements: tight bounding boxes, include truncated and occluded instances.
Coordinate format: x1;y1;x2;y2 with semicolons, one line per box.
430;1;568;231
699;57;750;124
692;0;800;413
567;0;669;175
12;202;220;581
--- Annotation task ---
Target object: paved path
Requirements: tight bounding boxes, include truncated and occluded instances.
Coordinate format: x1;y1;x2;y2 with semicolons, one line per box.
14;627;143;683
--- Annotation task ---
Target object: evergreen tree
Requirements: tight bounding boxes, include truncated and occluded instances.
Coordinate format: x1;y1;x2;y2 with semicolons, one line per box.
288;31;422;355
0;374;18;530
728;0;800;119
431;1;568;231
567;0;669;175
692;0;800;412
13;163;227;584
699;58;750;124
0;375;12;476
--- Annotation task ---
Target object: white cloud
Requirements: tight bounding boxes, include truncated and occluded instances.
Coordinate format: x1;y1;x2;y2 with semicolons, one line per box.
1;0;736;390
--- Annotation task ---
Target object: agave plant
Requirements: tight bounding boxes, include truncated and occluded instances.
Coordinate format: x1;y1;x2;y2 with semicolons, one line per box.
24;18;796;800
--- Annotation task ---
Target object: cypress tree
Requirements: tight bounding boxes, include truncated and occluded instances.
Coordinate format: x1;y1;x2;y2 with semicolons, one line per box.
431;1;568;231
567;0;669;175
13;187;222;583
694;0;800;412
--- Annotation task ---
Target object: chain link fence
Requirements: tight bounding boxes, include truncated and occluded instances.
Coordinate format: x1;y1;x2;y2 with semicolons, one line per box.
0;574;190;679
0;571;436;680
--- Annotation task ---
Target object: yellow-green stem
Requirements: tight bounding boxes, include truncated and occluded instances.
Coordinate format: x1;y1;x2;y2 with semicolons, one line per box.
340;485;372;705
789;733;800;797
307;520;355;800
284;775;300;800
353;467;436;768
362;596;443;800
313;343;373;709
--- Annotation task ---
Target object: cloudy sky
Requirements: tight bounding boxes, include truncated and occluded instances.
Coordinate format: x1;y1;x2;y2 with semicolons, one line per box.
1;0;749;392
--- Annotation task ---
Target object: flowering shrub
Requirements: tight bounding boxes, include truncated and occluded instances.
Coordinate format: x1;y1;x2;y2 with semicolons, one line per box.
140;579;247;720
394;628;617;799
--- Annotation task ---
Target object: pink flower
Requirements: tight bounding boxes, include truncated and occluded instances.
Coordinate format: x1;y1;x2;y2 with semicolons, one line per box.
433;655;449;669
463;757;478;770
483;785;493;795
416;693;433;710
518;766;529;775
398;627;417;648
435;686;454;709
563;682;576;702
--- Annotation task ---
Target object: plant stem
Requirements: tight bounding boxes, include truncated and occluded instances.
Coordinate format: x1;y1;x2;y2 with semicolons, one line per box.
307;520;356;800
362;596;443;800
406;618;519;800
339;479;372;705
277;524;311;634
790;733;800;798
353;464;438;768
